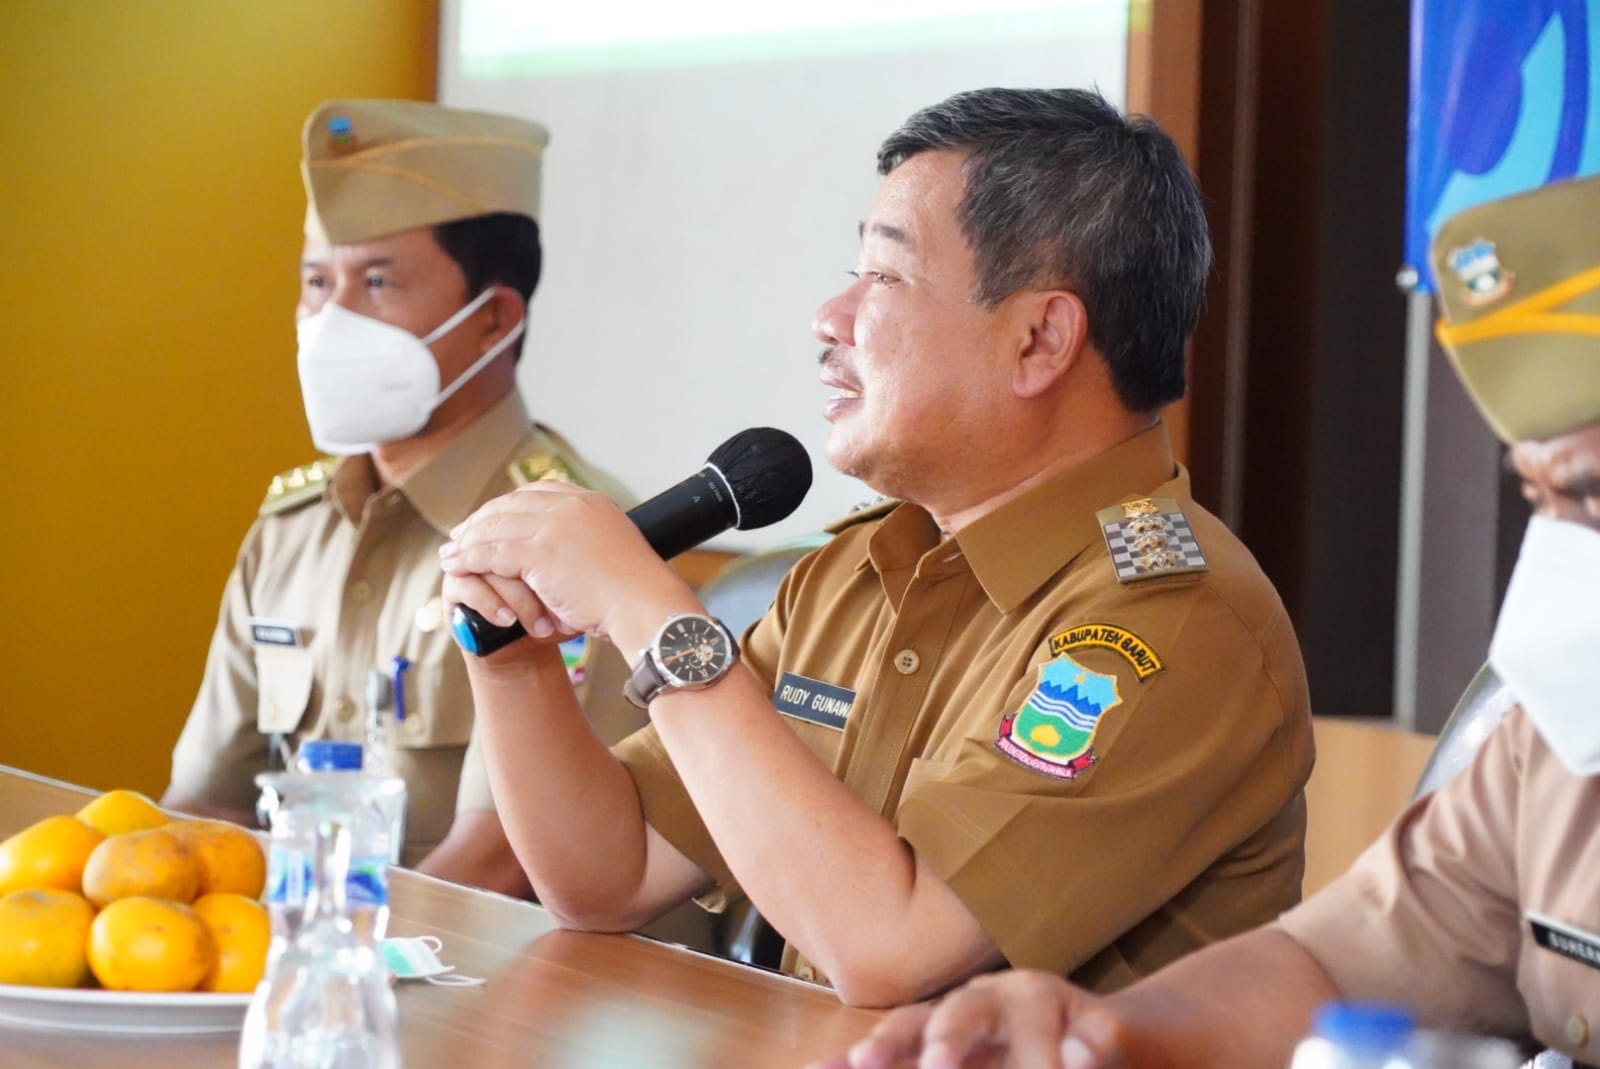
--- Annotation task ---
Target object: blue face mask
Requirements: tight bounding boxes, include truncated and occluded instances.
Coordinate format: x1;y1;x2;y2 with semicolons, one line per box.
379;935;485;987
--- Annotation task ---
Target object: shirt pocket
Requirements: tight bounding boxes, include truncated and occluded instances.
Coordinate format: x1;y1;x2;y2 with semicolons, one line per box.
389;642;474;751
255;646;314;734
902;756;958;799
383;642;474;856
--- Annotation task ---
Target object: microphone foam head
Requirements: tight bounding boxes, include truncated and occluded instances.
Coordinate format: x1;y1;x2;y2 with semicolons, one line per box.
707;427;813;530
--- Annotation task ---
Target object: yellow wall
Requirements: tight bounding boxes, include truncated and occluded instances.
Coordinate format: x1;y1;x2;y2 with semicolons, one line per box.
0;1;439;794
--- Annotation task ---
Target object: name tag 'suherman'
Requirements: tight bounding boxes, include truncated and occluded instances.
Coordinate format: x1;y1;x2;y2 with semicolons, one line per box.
772;672;856;730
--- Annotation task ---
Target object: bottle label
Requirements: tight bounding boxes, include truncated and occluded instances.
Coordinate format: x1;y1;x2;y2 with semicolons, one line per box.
266;845;311;907
266;846;388;910
347;854;390;909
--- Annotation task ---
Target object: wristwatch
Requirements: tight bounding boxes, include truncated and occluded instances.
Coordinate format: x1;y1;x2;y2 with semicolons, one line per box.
624;612;740;709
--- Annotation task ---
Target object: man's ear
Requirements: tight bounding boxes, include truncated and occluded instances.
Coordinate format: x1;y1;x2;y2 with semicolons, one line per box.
481;285;527;353
1013;290;1088;399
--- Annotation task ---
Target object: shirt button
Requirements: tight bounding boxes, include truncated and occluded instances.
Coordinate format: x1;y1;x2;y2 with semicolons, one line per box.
333;697;356;723
403;715;426;739
350;579;374;602
893;649;920;675
1567;1013;1589;1047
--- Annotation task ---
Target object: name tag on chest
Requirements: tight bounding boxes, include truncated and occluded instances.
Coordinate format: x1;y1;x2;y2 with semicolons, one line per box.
1529;912;1600;972
773;673;856;730
249;618;303;647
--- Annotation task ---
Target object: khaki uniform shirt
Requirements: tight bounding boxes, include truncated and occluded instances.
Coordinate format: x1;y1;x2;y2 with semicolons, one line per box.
170;391;640;865
1280;707;1600;1062
617;424;1314;990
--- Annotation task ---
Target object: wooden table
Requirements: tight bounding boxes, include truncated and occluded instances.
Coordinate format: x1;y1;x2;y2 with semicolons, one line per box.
0;765;879;1067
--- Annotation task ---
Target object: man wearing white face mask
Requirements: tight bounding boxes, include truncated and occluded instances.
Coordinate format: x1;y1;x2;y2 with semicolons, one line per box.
814;175;1600;1069
160;100;654;904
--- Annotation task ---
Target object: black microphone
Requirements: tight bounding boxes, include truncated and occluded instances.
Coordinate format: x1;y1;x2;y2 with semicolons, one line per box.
450;427;813;656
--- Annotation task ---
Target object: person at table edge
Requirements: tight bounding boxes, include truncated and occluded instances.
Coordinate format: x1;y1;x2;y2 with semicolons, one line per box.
439;87;1314;1007
813;172;1600;1063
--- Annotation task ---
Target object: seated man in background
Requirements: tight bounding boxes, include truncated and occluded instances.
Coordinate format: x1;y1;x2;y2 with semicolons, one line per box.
161;100;642;899
441;87;1315;1006
824;174;1600;1063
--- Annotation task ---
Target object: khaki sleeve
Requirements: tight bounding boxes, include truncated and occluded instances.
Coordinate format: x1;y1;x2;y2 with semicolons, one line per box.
168;527;273;812
896;590;1313;976
1277;712;1529;1036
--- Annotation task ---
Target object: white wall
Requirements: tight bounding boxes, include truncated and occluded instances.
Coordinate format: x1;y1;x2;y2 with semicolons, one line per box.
440;1;1128;547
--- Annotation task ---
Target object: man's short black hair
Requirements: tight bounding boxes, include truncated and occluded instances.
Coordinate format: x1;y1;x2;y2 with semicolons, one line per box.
431;212;542;363
878;88;1212;413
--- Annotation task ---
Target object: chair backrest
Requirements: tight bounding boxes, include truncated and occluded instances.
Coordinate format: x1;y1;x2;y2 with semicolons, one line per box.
697;534;832;640
1412;662;1518;799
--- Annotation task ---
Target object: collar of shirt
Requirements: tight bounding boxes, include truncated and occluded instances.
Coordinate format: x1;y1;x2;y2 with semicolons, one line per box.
864;423;1182;614
325;389;536;536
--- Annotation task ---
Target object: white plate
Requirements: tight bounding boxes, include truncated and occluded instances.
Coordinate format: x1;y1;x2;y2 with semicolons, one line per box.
0;982;251;1034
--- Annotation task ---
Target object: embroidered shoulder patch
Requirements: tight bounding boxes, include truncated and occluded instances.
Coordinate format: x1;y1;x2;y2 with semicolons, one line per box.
508;452;580;488
1097;497;1208;583
260;457;338;515
1049;623;1165;681
559;634;592;685
996;654;1121;780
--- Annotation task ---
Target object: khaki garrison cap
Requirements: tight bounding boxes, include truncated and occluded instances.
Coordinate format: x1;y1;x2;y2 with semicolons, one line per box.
301;99;549;245
1430;174;1600;442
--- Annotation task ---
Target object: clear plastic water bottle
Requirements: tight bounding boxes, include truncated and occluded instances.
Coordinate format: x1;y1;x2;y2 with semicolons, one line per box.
258;743;404;947
1405;1030;1521;1069
238;815;400;1068
364;668;408;865
1289;1003;1416;1069
1290;1003;1524;1069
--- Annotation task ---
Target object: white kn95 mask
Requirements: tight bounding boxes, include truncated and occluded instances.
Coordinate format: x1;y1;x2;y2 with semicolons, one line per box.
1489;515;1600;776
296;290;523;454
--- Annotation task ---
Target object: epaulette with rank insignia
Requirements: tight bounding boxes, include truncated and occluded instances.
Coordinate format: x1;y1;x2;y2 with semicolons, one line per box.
508;452;588;489
823;496;899;534
1097;497;1209;582
260;458;339;515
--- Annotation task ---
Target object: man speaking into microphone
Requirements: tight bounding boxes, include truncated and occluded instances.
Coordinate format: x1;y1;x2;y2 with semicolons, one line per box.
440;87;1314;1008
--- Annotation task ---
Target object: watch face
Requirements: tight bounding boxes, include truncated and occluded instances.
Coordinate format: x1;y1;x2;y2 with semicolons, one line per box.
657;615;733;686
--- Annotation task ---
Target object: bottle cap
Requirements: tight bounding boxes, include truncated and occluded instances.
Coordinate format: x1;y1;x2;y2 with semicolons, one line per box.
299;740;363;772
1312;1002;1414;1053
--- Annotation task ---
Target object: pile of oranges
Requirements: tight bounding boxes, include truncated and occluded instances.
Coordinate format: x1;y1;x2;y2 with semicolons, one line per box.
0;789;269;994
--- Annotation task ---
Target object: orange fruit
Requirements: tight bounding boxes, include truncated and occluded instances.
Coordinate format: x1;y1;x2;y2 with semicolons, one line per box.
0;815;104;896
191;893;270;993
81;828;203;908
164;820;267;899
75;789;169;838
0;888;96;988
87;897;214;992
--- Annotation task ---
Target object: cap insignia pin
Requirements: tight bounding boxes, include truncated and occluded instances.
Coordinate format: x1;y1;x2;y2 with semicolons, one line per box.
328;115;355;150
1447;239;1515;307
